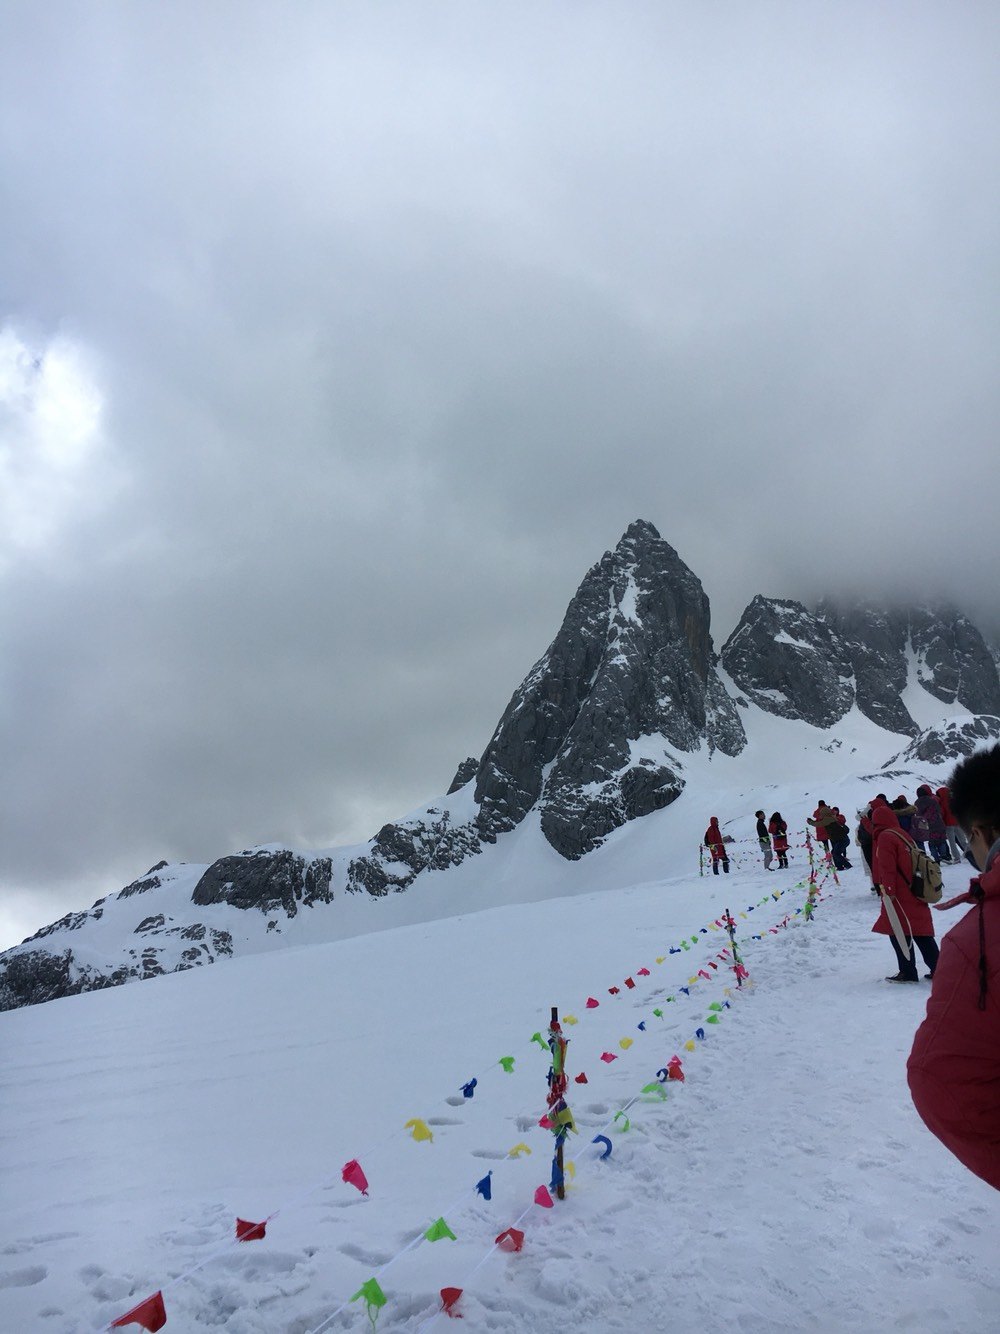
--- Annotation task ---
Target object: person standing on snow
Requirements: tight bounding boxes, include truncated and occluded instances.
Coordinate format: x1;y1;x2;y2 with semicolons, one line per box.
871;803;939;982
807;800;838;861
829;806;852;870
769;812;789;869
908;744;1000;1193
755;810;774;870
936;784;971;865
704;817;730;875
913;785;948;860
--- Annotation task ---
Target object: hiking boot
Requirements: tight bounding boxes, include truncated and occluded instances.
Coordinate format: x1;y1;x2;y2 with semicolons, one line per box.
885;974;919;983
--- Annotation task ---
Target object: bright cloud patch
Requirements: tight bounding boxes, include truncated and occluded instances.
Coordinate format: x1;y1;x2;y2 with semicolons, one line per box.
0;325;107;562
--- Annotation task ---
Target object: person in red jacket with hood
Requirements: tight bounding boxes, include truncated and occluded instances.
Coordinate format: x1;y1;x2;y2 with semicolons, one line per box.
704;817;729;874
908;745;1000;1193
871;803;939;981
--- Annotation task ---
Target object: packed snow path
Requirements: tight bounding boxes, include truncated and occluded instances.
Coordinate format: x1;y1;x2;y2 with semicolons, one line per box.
1;861;997;1332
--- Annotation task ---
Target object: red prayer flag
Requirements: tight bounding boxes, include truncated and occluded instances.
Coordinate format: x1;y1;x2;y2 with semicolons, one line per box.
585;997;599;1008
110;1291;167;1332
534;1185;554;1208
441;1286;463;1317
624;977;636;989
342;1159;369;1195
574;1071;588;1084
608;986;620;995
667;1055;685;1082
600;1051;617;1063
235;1218;266;1242
637;967;650;976
495;1227;525;1252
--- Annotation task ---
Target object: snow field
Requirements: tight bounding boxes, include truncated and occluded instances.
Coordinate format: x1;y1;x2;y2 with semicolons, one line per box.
3;848;996;1332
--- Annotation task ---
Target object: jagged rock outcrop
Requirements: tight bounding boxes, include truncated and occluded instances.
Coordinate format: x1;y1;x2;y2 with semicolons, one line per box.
192;850;333;916
721;597;852;728
345;808;483;895
909;609;1000;713
817;602;915;735
447;757;479;794
885;715;1000;768
474;520;745;858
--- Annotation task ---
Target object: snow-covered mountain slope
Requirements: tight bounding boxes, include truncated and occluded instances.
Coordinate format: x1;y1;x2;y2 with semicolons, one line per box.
3;673;994;1014
1;837;996;1333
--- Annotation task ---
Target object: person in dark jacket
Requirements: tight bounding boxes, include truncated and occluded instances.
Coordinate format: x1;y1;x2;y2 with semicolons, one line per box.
755;810;774;870
829;806;852;870
871;803;939;981
908;744;1000;1192
769;813;789;869
913;784;948;861
891;794;916;834
704;817;729;874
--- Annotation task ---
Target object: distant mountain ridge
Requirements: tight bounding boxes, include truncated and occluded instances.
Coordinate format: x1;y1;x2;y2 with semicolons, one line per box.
4;519;999;1012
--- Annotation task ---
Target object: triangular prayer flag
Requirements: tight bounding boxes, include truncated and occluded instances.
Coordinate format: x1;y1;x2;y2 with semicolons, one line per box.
530;1032;547;1051
586;997;599;1008
539;1114;554;1129
475;1171;493;1200
709;1002;723;1012
574;1071;588;1084
613;1110;630;1132
608;986;620;995
110;1291;167;1331
695;1027;706;1040
637;1020;646;1031
637;967;651;976
641;1083;668;1099
495;1227;525;1252
656;955;667;962
624;977;636;989
441;1287;463;1318
342;1159;369;1195
499;1056;515;1073
707;1014;720;1024
405;1118;433;1142
534;1185;554;1208
351;1278;387;1323
508;1142;531;1157
235;1217;266;1241
667;1055;685;1081
600;1051;617;1063
684;1039;696;1052
592;1134;613;1159
619;1037;633;1050
461;1079;477;1099
563;1014;578;1025
425;1217;457;1242
652;1008;663;1017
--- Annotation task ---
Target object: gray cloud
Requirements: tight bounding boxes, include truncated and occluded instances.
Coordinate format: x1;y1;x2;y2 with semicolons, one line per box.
2;1;998;945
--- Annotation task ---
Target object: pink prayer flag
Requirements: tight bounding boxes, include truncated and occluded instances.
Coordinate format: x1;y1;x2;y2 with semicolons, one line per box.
600;1051;617;1063
342;1159;369;1195
586;997;599;1008
534;1185;554;1208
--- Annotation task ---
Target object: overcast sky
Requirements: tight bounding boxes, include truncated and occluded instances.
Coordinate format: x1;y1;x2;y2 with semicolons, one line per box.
2;1;998;949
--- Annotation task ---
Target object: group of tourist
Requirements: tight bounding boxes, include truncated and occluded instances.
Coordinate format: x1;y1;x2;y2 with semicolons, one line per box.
702;748;999;1197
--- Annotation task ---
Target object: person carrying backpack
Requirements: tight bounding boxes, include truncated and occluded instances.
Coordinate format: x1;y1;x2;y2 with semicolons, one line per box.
872;803;939;982
914;785;948;861
704;817;729;875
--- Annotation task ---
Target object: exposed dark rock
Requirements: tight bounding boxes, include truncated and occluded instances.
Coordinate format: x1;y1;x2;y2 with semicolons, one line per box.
447;757;479;793
721;597;852;728
135;915;166;934
909;608;1000;713
118;863;168;898
476;520;744;858
885;715;1000;768
192;851;333;916
345;808;482;896
817;601;915;735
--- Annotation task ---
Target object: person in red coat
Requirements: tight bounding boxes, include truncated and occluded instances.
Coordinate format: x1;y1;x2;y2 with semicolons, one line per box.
908;744;1000;1192
871;803;939;981
936;784;971;864
704;817;729;874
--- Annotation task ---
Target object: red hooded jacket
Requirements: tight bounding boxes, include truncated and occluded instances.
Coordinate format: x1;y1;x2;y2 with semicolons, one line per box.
907;855;1000;1192
936;787;957;827
704;820;725;856
871;805;934;938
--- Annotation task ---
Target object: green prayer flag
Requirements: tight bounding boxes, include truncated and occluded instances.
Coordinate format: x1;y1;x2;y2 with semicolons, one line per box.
707;1014;720;1024
652;1008;663;1018
499;1056;515;1073
530;1032;547;1051
641;1083;668;1099
709;1002;723;1011
425;1217;457;1242
613;1110;631;1132
351;1278;387;1310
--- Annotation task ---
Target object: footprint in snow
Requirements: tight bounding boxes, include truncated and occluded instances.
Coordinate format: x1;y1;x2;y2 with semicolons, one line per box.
0;1266;47;1288
338;1241;394;1268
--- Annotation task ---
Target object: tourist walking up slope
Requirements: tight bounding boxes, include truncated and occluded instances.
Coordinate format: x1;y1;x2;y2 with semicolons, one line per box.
872;804;939;982
908;744;1000;1193
769;813;789;869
